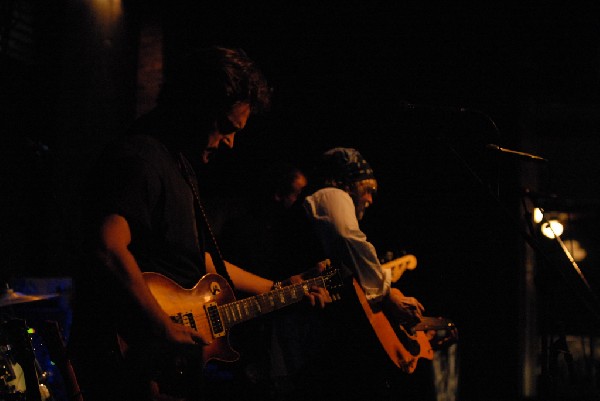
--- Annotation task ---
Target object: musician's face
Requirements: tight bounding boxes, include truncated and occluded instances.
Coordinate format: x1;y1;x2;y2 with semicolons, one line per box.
276;171;308;209
202;102;251;164
349;178;378;221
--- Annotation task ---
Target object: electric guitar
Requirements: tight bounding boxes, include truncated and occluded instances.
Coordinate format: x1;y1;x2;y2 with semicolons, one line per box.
352;278;433;373
355;252;456;373
141;267;342;367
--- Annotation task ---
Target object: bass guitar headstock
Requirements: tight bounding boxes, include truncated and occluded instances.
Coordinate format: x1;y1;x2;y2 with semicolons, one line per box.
381;254;417;283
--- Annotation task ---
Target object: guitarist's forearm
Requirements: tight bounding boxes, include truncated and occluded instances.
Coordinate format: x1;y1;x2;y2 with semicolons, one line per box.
106;249;173;332
97;215;175;334
210;254;273;294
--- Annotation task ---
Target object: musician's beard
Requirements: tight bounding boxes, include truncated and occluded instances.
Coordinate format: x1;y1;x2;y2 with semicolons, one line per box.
201;147;217;164
355;201;369;221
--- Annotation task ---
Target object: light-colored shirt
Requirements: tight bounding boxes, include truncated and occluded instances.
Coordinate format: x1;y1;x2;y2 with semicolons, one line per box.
304;187;391;304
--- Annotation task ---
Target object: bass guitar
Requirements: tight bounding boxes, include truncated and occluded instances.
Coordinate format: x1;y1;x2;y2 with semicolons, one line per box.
352;278;433;374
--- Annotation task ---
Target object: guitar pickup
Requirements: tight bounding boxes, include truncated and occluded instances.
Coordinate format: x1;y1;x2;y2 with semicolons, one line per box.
204;302;226;338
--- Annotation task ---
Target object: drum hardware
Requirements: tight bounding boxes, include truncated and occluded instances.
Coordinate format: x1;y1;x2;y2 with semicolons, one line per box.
39;320;84;401
1;341;25;395
0;319;52;401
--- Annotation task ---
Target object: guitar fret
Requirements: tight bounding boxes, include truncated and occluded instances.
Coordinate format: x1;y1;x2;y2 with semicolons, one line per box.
240;300;248;319
254;297;262;314
229;304;235;322
234;303;242;321
243;299;252;316
258;293;273;313
248;298;258;315
229;304;237;324
223;304;230;322
216;271;336;329
223;304;233;326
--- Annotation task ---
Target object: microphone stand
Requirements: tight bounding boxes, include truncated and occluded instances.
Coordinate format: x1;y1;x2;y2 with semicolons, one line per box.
434;108;600;400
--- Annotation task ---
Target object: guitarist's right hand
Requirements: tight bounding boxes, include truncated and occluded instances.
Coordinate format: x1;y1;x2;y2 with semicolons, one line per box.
384;287;425;327
161;319;212;346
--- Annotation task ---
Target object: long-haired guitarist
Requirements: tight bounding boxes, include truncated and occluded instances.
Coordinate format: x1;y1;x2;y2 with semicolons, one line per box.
69;46;331;401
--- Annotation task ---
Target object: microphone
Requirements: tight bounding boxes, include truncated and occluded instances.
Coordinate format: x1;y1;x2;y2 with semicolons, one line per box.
485;144;549;163
400;101;468;113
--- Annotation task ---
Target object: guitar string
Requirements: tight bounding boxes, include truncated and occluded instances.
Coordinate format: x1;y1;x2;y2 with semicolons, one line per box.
189;276;328;329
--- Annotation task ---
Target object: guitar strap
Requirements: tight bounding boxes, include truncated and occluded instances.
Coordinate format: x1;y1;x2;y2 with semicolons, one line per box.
177;153;236;291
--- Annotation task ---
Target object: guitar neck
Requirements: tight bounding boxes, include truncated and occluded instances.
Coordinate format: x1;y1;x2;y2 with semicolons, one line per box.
217;276;327;329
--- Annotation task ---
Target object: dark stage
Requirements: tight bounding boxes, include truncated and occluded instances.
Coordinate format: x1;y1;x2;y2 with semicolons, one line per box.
2;2;600;400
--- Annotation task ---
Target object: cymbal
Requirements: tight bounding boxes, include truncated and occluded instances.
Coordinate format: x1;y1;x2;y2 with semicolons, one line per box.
0;289;59;307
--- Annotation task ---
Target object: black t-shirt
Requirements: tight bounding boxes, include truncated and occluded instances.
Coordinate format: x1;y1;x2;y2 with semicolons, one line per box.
84;133;206;288
71;130;208;358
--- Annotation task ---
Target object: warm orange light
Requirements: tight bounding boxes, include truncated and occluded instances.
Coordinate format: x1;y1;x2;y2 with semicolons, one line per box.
91;0;122;16
90;0;123;32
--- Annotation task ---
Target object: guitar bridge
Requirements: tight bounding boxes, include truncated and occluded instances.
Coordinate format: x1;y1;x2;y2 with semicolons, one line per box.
170;312;197;330
204;302;226;338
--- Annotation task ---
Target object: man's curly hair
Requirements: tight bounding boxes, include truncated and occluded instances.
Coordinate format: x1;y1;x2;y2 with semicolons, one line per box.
157;46;271;115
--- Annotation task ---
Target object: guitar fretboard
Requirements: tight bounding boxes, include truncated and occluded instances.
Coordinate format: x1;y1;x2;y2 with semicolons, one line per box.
218;276;327;329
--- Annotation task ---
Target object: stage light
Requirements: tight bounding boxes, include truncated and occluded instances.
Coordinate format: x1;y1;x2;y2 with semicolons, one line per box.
541;220;563;239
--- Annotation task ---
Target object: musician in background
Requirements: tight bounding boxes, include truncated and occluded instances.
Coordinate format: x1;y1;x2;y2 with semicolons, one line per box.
68;46;330;401
222;148;430;401
306;147;424;317
219;162;327;400
294;147;428;401
220;163;310;281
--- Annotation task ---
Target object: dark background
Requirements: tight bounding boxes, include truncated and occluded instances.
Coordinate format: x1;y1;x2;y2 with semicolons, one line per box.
2;2;600;400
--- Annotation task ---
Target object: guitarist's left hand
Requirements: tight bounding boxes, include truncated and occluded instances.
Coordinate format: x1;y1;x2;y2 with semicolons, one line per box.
289;273;332;308
384;287;425;327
